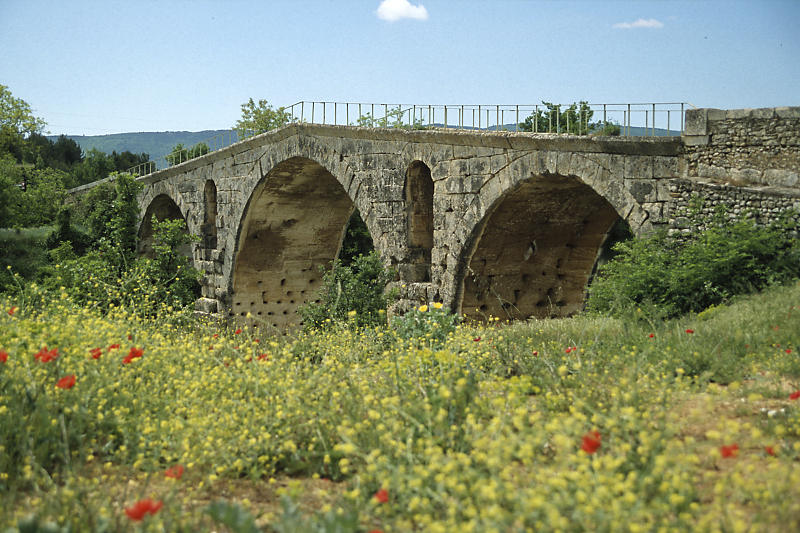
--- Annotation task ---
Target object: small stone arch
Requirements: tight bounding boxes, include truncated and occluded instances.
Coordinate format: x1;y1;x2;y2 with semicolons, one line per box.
203;180;218;250
404;160;434;282
455;171;628;321
137;193;193;259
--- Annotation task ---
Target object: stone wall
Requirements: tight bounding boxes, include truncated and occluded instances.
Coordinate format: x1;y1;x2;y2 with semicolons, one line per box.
683;107;800;190
666;179;800;230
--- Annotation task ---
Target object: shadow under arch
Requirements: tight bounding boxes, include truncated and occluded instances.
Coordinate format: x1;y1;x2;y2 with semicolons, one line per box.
404;160;434;282
137;193;192;259
231;156;372;329
455;173;625;322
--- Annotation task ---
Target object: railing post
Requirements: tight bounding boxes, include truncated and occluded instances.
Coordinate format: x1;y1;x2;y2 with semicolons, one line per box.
444;106;448;129
556;105;560;133
312;101;315;124
535;105;539;133
681;102;685;133
478;105;481;129
515;105;519;132
652;103;656;136
627;104;631;136
384;103;388;127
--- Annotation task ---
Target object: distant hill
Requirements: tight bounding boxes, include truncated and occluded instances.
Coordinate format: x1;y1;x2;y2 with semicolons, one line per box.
48;130;238;169
51;125;681;171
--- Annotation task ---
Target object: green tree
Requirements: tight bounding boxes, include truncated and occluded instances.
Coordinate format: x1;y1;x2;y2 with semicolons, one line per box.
519;101;594;134
166;142;209;166
234;98;290;139
0;156;24;227
109;173;142;265
0;84;46;161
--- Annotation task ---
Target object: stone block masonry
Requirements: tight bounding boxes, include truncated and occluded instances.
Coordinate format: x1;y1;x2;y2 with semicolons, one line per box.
68;106;799;329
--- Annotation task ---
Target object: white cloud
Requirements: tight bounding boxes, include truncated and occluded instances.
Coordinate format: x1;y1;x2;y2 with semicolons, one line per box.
613;18;664;29
376;0;429;22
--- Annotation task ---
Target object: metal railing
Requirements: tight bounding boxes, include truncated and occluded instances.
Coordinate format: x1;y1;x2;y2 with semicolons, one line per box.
285;101;695;137
125;100;695;176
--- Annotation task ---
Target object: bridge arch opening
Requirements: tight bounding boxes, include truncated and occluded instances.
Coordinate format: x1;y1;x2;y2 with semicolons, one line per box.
137;194;192;259
232;156;370;329
203;180;218;250
404;160;434;282
457;174;623;322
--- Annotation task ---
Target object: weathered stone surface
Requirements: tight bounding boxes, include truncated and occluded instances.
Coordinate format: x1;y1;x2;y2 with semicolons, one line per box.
66;111;799;329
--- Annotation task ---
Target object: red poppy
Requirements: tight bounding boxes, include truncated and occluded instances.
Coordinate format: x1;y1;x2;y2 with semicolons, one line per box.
368;530;383;533
34;346;59;363
648;333;655;338
122;347;143;364
8;306;17;316
254;338;260;343
581;431;602;454
685;329;694;334
212;334;219;339
373;488;389;504
257;353;269;361
765;446;776;456
473;337;481;342
165;464;184;479
789;391;800;400
127;334;133;340
124;499;163;521
532;350;539;356
786;349;793;354
0;349;7;364
720;444;739;458
235;328;243;335
56;375;76;389
108;344;121;351
90;347;103;359
565;347;573;353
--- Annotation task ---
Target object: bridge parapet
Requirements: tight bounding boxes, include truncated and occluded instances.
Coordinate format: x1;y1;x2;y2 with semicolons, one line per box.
683;106;800;190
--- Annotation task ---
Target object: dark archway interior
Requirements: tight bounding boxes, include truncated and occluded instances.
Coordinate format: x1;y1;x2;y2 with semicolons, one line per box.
405;161;434;282
232;157;358;329
460;174;620;321
137;194;192;259
203;180;218;250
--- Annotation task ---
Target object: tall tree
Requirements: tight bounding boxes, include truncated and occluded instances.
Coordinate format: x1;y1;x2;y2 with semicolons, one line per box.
0;84;46;161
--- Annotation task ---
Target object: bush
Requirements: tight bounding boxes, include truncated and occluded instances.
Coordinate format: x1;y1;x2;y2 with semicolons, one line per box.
392;302;460;348
588;203;800;317
298;251;396;329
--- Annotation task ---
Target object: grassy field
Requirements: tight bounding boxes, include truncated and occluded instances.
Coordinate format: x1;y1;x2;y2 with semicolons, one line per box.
1;283;799;532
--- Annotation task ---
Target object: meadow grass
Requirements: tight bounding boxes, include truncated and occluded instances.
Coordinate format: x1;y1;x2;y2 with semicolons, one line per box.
1;282;799;531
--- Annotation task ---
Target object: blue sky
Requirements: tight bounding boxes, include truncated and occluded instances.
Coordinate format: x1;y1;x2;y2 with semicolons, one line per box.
1;0;798;135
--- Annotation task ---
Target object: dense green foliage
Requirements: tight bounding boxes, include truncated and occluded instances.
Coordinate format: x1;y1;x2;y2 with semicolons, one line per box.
298;251;396;329
234;98;291;139
518;101;620;135
166;142;210;166
588;203;800;317
339;209;374;266
392;302;461;348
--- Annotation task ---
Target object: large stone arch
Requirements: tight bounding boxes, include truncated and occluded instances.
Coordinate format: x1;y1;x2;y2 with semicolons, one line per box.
454;155;647;321
137;193;193;259
230;155;379;329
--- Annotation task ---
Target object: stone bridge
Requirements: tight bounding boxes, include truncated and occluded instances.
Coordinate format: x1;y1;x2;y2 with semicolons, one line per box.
112;106;800;328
